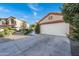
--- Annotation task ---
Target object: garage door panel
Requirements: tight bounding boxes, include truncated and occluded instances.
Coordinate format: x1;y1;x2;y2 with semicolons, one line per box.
40;23;69;36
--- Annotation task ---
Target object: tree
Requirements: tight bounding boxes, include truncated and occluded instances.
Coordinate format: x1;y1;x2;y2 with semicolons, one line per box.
62;3;79;40
30;24;36;30
35;23;40;34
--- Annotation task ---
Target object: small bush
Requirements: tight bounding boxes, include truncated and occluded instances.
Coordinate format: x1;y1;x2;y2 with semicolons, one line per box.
0;27;16;37
24;29;33;35
0;32;5;37
21;29;27;34
8;27;16;30
4;27;11;36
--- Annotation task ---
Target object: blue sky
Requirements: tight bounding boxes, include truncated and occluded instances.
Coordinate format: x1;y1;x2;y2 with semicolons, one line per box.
0;3;63;24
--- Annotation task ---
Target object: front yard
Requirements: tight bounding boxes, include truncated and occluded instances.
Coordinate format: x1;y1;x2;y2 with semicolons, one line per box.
0;30;78;56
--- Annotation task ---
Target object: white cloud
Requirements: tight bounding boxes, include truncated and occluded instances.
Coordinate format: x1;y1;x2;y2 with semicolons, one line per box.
33;12;37;17
28;3;40;11
0;6;11;12
27;4;42;17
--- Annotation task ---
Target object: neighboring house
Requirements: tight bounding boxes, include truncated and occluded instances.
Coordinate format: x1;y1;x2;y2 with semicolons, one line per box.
14;19;23;30
21;20;29;30
0;16;29;30
38;12;69;36
0;16;16;27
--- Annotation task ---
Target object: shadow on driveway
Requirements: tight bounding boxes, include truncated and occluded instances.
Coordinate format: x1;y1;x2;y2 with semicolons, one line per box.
70;40;79;56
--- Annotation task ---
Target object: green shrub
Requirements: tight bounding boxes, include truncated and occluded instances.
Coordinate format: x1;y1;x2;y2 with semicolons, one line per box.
0;27;16;37
24;29;33;35
0;32;5;37
21;29;26;34
8;27;16;30
4;27;11;36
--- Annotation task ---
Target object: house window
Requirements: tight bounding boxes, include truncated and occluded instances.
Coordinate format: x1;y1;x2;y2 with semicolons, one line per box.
49;16;53;20
2;20;6;24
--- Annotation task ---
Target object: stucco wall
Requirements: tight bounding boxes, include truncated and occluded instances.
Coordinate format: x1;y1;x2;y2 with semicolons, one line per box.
39;14;63;24
14;19;22;28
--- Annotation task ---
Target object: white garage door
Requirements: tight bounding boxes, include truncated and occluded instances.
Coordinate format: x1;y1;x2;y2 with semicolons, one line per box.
40;23;69;36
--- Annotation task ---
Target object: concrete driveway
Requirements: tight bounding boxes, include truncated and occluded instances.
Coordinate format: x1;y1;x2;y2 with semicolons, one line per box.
0;35;71;56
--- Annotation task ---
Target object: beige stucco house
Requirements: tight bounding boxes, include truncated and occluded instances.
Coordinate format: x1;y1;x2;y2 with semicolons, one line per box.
0;16;29;30
38;12;69;36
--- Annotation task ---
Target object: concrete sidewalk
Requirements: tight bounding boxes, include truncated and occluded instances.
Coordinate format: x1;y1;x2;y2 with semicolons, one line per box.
0;35;71;56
